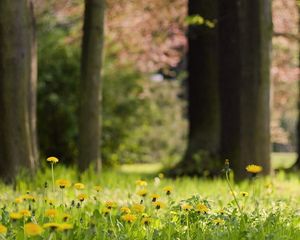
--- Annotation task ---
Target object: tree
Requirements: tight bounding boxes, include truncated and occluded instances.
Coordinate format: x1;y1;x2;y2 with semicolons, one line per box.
78;0;105;171
0;0;37;181
218;0;272;180
170;0;220;176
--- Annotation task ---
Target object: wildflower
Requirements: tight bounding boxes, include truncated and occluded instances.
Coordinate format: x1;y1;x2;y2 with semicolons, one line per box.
136;180;147;187
77;193;88;202
102;207;111;215
196;204;209;214
43;222;60;231
58;223;73;231
0;225;7;234
47;156;59;163
181;204;193;212
240;191;249;197
56;179;71;189
45;209;58;218
121;214;137;223
137;189;148;197
24;223;44;236
62;213;71;222
120;206;131;214
163;186;173;195
150;194;160;202
152;201;165;210
105;201;117;209
213;218;225;225
93;185;102;192
15;197;23;204
132;203;145;213
10;212;22;220
246;164;262;174
74;183;85;190
141;217;151;226
22;194;35;201
19;209;31;217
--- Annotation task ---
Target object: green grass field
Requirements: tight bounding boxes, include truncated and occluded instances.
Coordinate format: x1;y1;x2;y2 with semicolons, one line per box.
0;154;299;239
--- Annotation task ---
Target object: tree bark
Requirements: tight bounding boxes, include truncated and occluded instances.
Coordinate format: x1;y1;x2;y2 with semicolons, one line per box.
78;0;105;171
171;0;220;176
218;0;272;180
0;0;37;181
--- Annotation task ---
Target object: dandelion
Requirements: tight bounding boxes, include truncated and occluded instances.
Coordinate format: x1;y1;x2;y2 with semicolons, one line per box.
15;197;23;204
102;207;111;215
121;214;137;223
58;223;73;231
136;180;147;187
24;223;44;236
181;204;192;212
47;156;59;192
137;189;148;197
0;225;7;234
213;218;225;225
56;179;71;189
62;213;71;222
132;203;145;213
195;204;209;214
10;212;22;220
150;193;160;202
120;206;131;214
77;193;88;202
74;183;85;190
246;164;263;174
105;201;117;209
163;186;173;196
22;194;35;201
43;222;60;231
45;209;58;218
152;201;165;210
240;191;249;197
93;185;102;192
19;209;31;217
141;217;151;226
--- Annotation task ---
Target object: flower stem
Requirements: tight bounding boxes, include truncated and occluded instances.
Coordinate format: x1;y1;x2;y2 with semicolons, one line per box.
51;163;55;192
225;171;243;214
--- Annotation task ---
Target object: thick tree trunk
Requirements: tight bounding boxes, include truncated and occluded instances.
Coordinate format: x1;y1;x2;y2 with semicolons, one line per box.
219;0;272;180
78;0;104;171
172;0;220;176
0;0;36;182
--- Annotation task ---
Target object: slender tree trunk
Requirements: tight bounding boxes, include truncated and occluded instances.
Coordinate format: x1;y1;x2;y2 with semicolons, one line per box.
78;0;105;171
172;0;220;176
0;0;36;182
219;0;272;180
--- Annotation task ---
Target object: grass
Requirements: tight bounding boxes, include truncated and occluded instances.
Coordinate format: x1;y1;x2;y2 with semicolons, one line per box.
0;155;299;239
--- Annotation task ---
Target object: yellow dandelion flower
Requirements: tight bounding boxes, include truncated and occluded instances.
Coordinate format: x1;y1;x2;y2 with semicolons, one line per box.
22;194;35;201
132;203;145;213
150;194;160;202
43;222;60;231
121;214;137;223
24;223;44;236
240;191;249;197
141;217;151;226
58;223;73;231
102;207;111;215
246;164;262;174
10;212;22;220
152;201;165;210
137;189;148;197
181;204;193;211
56;179;71;189
136;180;148;186
163;186;173;195
105;201;117;209
0;224;7;234
120;206;131;214
77;193;88;202
46;156;59;163
213;218;225;225
196;204;209;214
74;183;85;190
15;197;23;204
62;213;71;222
45;209;58;218
19;209;31;217
93;185;102;192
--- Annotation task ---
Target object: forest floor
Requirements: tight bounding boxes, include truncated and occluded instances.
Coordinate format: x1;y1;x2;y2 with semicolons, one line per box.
0;153;299;239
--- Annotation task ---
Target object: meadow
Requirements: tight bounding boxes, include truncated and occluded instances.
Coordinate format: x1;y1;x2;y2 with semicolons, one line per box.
0;154;299;239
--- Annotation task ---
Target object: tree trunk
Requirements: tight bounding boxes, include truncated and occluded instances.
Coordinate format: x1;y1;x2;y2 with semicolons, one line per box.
78;0;105;171
218;0;272;180
0;0;37;182
172;0;220;176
